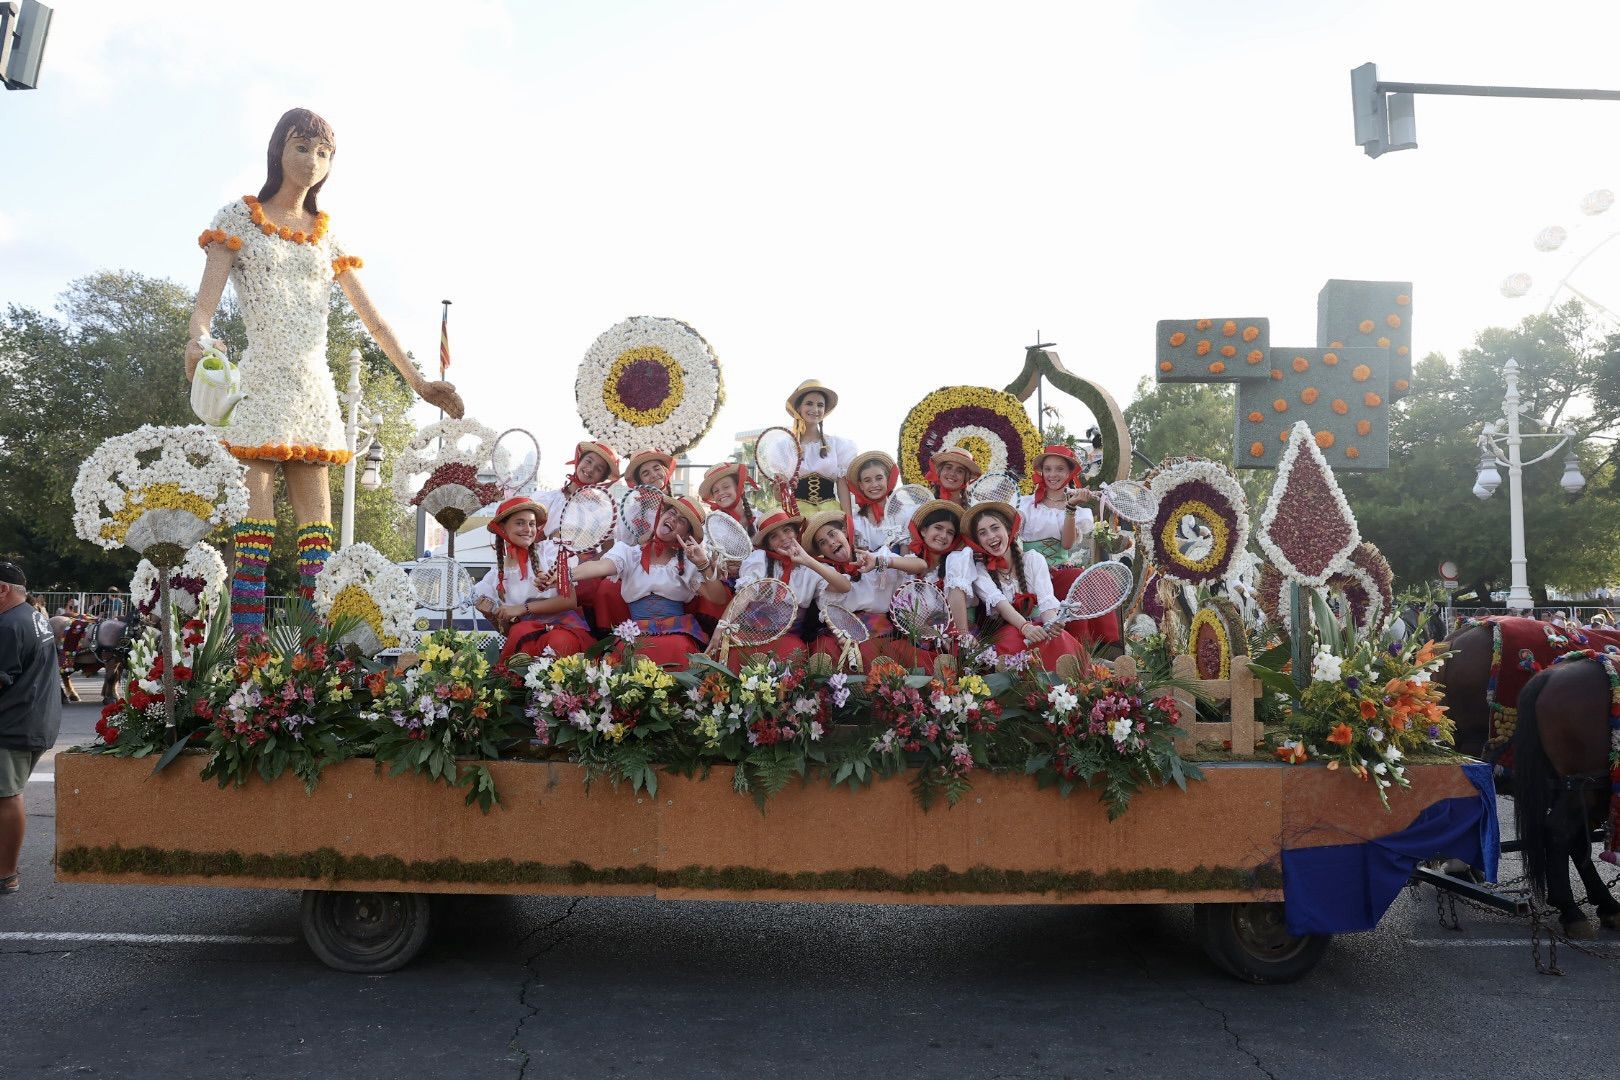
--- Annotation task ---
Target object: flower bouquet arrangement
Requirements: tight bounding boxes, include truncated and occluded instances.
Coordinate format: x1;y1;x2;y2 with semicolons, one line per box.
1265;609;1454;808
518;635;684;796
1021;661;1196;820
196;611;367;793
94;612;219;758
866;655;1002;807
680;652;853;803
360;630;523;811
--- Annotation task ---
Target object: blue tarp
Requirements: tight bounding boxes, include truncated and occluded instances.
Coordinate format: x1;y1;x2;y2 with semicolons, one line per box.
1282;762;1499;936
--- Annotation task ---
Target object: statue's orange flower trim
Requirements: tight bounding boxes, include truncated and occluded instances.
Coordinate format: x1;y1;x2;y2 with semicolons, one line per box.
1386;314;1402;328
1159;361;1173;372
196;228;243;251
332;255;364;277
1394;378;1410;391
1195;318;1212;331
1356;419;1372;436
225;441;354;466
1345;447;1360;460
1207;361;1226;374
240;196;329;247
1247;411;1263;423
1273;398;1288;413
1249;442;1264;458
1358;319;1374;334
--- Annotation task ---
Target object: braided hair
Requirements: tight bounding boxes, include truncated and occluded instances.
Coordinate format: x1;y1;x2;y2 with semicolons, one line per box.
491;534;543;601
793;391;832;459
918;506;958;588
974;508;1030;599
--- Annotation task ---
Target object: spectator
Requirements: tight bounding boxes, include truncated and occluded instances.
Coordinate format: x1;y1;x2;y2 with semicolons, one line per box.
94;587;127;622
0;561;62;896
59;597;79;618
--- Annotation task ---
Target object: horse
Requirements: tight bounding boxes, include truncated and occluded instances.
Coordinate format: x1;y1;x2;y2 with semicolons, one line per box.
1436;620;1495;759
1509;658;1620;936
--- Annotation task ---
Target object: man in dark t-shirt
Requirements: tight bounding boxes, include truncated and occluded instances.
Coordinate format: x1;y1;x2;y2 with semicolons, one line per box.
0;561;62;895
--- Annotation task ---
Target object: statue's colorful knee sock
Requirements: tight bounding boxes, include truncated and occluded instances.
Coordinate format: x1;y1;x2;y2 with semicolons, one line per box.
296;521;335;603
231;518;276;635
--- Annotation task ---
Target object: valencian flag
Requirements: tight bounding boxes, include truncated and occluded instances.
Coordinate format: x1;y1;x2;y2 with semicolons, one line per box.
439;304;452;375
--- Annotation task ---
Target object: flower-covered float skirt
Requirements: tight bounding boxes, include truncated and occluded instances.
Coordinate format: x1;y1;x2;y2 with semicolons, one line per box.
222;342;349;465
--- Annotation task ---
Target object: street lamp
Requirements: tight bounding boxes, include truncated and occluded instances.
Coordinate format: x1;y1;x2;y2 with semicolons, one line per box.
1471;358;1583;611
339;349;385;548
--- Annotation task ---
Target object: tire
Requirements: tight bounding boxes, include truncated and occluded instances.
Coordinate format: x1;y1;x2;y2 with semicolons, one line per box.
299;890;432;973
1193;902;1329;984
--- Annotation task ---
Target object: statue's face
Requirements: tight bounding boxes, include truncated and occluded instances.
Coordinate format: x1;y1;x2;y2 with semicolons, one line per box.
282;132;334;191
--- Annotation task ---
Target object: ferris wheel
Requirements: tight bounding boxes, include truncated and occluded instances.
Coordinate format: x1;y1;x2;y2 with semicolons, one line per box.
1500;188;1620;327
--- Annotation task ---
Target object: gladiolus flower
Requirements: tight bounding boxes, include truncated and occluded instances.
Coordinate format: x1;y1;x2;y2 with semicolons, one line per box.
1327;722;1354;746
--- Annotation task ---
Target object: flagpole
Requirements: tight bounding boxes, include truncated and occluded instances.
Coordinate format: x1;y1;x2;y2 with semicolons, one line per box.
437;299;453;631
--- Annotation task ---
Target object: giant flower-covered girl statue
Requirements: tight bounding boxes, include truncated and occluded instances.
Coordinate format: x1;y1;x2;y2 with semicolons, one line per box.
185;108;463;632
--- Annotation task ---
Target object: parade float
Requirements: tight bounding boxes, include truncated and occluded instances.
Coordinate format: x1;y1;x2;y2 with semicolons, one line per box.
55;138;1499;982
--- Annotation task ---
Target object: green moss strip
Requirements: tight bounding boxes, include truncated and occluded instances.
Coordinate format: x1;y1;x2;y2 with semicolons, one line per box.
56;844;1282;896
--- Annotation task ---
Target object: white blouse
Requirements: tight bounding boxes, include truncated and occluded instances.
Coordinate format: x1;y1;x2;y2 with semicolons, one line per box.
473;539;567;606
534;489;568;538
973;549;1061;621
823;564;902;614
737;550;828;610
796;434;860;480
851;510;890;553
604;541;706;604
1017;494;1094;545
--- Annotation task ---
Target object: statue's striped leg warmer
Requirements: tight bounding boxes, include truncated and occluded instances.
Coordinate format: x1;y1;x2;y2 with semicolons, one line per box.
231;518;276;635
296;521;335;604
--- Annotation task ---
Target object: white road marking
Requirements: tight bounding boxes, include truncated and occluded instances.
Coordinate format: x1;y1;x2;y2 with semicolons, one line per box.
1406;938;1529;947
0;931;297;946
27;772;52;783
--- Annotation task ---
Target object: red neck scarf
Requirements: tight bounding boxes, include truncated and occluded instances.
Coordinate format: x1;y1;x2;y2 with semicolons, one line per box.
906;521;960;569
966;536;1018;575
640;537;676;572
494;532;531;580
853;469;899;524
766;550;797;579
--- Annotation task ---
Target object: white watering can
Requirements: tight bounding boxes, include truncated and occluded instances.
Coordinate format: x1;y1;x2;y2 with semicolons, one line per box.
189;335;244;427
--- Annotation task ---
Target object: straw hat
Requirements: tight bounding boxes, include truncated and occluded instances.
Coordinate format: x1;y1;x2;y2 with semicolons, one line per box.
929;446;983;481
752;509;805;550
660;494;706;536
962;501;1021;546
625;449;675;486
845;449;897;488
785;379;839;419
698;461;756;501
486;496;547;535
568;440;621;485
802;509;850;550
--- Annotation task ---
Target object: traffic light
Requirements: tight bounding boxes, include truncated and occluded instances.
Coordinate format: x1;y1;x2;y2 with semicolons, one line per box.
1351;62;1417;158
1;1;52;91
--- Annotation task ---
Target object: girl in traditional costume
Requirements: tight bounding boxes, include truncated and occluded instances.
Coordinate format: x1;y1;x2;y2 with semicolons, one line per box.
1018;444;1119;647
803;510;900;668
926;446;981;507
698;462;759;537
846;450;899;554
186;108;462;634
570;495;728;669
784;380;856;517
537;440;621;537
962;502;1081;669
734;510;851;663
473;499;593;663
881;500;979;668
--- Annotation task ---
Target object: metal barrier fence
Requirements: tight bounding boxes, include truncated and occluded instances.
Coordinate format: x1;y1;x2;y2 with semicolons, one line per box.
36;592;300;620
1447;605;1615;626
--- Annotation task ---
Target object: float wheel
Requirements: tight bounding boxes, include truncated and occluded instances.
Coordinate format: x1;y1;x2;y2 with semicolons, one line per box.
299;890;432;973
1193;902;1329;983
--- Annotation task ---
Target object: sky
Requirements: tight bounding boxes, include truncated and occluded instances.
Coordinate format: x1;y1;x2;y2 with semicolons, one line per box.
4;0;1619;488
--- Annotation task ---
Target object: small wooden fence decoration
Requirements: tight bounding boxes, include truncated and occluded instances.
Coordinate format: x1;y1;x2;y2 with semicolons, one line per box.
1100;654;1261;758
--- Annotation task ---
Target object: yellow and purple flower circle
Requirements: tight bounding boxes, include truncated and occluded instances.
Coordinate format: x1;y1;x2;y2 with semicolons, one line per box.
1147;459;1249;587
898;386;1041;492
577;317;724;455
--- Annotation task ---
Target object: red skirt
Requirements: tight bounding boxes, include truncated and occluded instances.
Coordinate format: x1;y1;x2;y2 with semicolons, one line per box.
987;623;1081;670
811;612;897;670
726;633;809;672
500;614;593;664
614;633;704;669
1050;566;1122;648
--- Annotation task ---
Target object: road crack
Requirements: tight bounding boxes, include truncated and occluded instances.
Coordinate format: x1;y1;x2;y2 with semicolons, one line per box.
508;897;583;1080
1179;989;1279;1080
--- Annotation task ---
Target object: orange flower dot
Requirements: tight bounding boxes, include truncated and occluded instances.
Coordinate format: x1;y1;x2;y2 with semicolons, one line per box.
1291;356;1309;373
1280;430;1290;442
1395;293;1411;306
1330;340;1345;348
1243;325;1260;342
1159;361;1174;372
1247;411;1264;423
1169;331;1187;347
292;230;307;244
1270;369;1284;381
1356;419;1372;436
1195;318;1212;331
1273;398;1288;413
1394;378;1410;391
1396;345;1410;357
261;222;275;235
1301;387;1319;405
1249;442;1265;458
1221;320;1237;337
1358;319;1375;334
1377;336;1391;348
1315;431;1335;449
1331;398;1349;415
1195;339;1212;356
1220;344;1237;358
1207;361;1226;374
1352;364;1372;382
1364;392;1383;408
1346;446;1360;459
1323;351;1339;366
1247;349;1264;364
278;226;293;240
1386;313;1402;328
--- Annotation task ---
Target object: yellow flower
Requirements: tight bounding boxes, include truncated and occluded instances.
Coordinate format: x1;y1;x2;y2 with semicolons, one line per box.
602;345;685;427
98;483;218;543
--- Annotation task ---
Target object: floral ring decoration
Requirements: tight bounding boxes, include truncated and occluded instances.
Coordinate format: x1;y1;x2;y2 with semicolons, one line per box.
1188;599;1245;681
394;417;507;532
132;542;228;619
898;385;1042;492
576;316;725;456
1144;459;1249;587
73;424;250;567
313;542;415;655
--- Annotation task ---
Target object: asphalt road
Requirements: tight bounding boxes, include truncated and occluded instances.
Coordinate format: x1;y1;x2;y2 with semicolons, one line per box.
4;685;1618;1079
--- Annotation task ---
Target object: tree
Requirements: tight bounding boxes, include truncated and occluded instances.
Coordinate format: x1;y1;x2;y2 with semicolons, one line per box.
0;273;419;591
1122;378;1271;505
1338;303;1620;599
